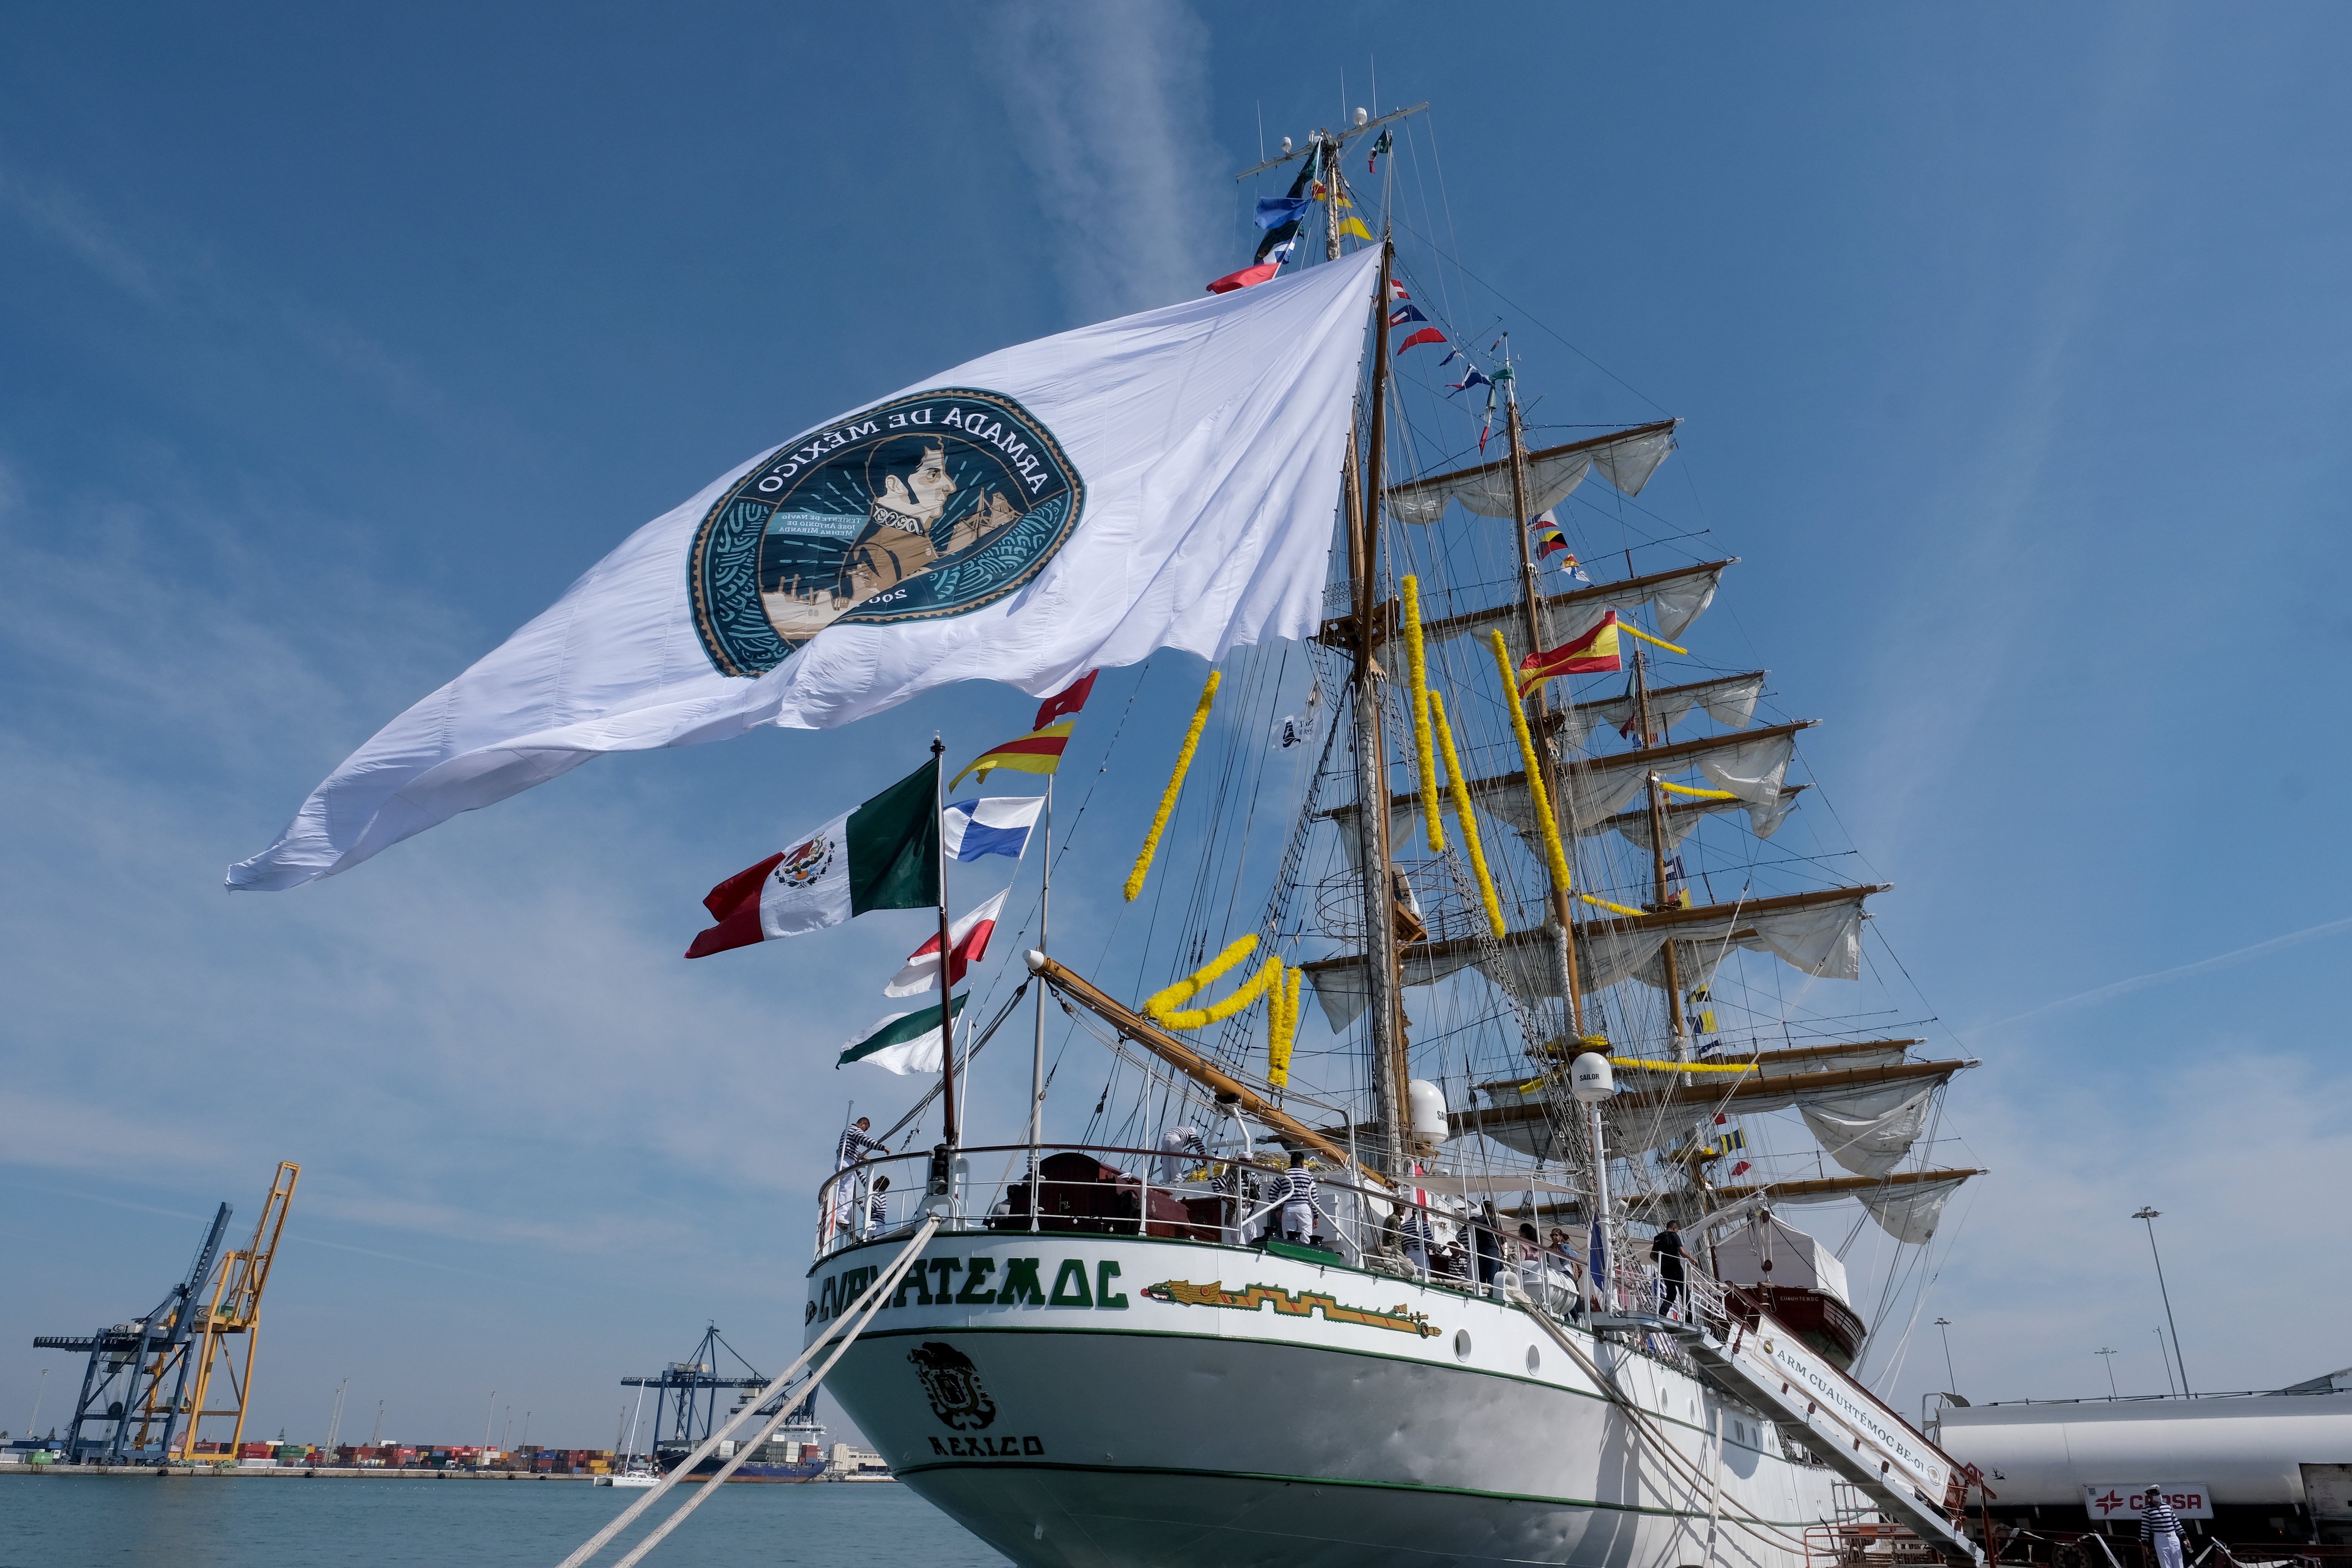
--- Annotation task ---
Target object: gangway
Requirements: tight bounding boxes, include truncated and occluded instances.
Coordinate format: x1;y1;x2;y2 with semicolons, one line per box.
1674;1307;1984;1566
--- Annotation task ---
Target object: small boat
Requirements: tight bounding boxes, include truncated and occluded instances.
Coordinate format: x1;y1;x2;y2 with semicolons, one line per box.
604;1468;658;1490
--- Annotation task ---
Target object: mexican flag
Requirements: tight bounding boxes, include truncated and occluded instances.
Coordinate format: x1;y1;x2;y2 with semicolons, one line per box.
840;994;968;1075
685;759;938;959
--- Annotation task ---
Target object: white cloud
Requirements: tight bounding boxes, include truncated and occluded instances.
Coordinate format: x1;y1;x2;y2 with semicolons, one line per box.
975;2;1224;321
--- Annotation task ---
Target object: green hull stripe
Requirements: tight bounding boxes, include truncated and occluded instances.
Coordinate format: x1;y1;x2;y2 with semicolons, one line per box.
899;1457;1815;1527
848;758;940;914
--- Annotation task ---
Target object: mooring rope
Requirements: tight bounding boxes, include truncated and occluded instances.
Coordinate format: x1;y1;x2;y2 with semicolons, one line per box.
555;1214;941;1568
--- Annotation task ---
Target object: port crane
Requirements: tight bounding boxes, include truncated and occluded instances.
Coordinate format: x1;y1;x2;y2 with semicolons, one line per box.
29;1160;299;1462
622;1323;794;1461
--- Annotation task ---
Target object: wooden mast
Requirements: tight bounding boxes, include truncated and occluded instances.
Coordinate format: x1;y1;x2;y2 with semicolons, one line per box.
1630;652;1688;1050
1330;132;1407;1175
1503;391;1586;1040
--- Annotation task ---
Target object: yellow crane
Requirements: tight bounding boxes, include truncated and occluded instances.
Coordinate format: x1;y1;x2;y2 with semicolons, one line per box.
165;1160;300;1461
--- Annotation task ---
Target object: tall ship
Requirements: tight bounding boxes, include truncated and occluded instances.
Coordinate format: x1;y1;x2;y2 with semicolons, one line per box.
799;104;1992;1568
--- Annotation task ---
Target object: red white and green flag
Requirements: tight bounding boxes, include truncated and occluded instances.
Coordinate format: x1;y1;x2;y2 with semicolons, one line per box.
685;759;939;959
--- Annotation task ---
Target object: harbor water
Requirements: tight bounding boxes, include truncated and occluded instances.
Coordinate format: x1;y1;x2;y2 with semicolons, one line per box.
0;1474;1012;1568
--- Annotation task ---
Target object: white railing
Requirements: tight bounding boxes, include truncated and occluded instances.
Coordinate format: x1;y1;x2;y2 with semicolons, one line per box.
815;1141;1721;1355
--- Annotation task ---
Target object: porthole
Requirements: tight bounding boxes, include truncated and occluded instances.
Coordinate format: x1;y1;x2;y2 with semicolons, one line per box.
1525;1345;1542;1374
1454;1329;1473;1361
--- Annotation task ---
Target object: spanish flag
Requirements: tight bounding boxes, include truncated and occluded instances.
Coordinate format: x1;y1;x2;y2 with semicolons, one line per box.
1517;612;1622;694
949;720;1076;789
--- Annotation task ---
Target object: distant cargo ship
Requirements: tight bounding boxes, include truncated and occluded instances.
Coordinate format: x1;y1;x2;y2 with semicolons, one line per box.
664;1433;829;1484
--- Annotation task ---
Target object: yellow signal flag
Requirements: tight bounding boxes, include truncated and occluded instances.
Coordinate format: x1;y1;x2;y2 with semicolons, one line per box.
1335;216;1372;242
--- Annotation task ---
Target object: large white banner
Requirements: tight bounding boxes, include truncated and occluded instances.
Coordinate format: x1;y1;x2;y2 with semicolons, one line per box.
230;250;1381;891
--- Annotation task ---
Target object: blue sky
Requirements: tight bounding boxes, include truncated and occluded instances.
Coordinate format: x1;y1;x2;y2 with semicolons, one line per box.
3;1;2346;1458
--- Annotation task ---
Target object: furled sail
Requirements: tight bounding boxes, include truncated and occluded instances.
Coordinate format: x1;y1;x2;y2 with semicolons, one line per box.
1466;723;1812;851
1460;1056;1972;1172
1566;885;1875;995
1423;560;1729;662
1320;560;1732;662
1384;420;1678;525
1798;1081;1937;1178
1856;1175;1969;1244
1298;942;1482;1029
1329;719;1806;857
1591;785;1809;853
1301;886;1883;1028
1701;1038;1919;1078
1557;671;1766;749
1702;1168;1986;1245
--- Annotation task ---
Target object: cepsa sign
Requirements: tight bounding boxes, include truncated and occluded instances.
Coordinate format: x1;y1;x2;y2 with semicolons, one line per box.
2085;1484;2213;1520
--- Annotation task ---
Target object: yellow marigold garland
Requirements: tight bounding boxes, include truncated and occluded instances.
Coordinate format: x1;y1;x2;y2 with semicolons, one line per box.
1656;778;1740;801
1124;669;1220;902
1488;630;1575;897
1144;933;1256;1019
1401;576;1444;853
1145;936;1286;1031
1266;959;1298;1086
1580;893;1651;919
1429;690;1505;940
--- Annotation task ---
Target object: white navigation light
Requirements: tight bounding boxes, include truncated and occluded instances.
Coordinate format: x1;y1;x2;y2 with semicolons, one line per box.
1281;136;1292;154
1355;107;1369;127
1570;1052;1615;1104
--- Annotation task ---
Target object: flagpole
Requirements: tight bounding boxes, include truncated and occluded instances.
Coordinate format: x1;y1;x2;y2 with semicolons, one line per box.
931;736;957;1150
1027;776;1051;1194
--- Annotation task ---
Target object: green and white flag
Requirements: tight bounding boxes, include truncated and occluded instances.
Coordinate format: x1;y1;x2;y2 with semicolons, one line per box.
685;758;938;958
840;994;968;1075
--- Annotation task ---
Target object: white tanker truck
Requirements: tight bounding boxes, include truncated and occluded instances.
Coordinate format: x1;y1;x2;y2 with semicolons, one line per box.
1933;1368;2352;1551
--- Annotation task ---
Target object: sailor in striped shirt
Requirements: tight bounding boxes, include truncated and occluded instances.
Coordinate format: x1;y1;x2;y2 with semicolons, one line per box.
836;1119;888;1168
1280;1150;1320;1243
2141;1487;2186;1568
833;1118;888;1237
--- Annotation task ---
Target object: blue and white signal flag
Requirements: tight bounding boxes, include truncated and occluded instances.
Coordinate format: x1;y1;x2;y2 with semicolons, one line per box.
942;797;1044;862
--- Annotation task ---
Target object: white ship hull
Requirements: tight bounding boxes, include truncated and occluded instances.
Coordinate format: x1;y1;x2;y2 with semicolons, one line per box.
807;1230;1840;1568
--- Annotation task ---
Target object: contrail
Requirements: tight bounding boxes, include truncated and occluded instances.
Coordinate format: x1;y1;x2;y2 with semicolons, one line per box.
1965;914;2352;1038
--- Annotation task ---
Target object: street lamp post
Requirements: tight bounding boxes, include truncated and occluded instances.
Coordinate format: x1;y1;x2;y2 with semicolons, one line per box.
1934;1317;1960;1395
2095;1347;2119;1398
2132;1207;2191;1396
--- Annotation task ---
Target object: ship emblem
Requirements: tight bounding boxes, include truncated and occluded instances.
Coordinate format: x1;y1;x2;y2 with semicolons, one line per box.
688;389;1084;677
908;1341;998;1432
773;833;835;890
